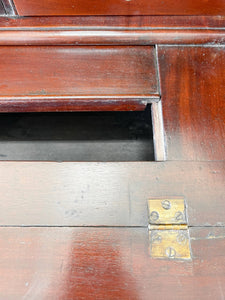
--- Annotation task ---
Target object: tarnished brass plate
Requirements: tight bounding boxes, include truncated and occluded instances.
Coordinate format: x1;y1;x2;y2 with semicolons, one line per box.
148;198;187;225
148;197;191;260
149;229;191;260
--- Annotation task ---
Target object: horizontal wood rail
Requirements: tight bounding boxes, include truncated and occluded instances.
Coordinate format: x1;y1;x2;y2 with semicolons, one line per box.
0;29;224;45
0;96;159;112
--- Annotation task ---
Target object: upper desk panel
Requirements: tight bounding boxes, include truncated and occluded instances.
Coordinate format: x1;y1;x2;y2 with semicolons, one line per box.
13;0;225;16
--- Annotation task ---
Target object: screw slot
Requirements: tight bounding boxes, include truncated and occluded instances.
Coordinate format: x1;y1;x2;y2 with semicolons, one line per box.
177;233;187;245
151;233;162;243
165;247;176;258
150;211;159;222
161;199;171;210
175;211;184;222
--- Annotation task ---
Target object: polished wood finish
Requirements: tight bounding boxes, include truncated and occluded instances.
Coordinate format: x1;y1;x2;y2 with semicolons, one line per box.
0;6;224;299
158;46;225;161
0;227;224;299
0;161;224;226
0;46;158;112
13;0;225;16
1;29;224;46
0;16;224;46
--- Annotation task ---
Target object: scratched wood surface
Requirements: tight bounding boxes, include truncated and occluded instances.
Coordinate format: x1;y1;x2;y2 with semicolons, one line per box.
0;16;225;28
0;161;224;226
158;46;225;161
13;0;225;16
0;46;158;112
0;227;224;299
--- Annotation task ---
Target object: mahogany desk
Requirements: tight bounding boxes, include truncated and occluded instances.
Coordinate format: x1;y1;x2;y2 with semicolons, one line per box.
0;1;224;298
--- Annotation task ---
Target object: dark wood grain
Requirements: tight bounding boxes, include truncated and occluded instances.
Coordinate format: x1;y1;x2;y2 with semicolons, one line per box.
158;46;225;161
0;29;224;46
1;16;225;28
13;0;225;16
0;161;224;226
0;46;158;112
0;227;224;299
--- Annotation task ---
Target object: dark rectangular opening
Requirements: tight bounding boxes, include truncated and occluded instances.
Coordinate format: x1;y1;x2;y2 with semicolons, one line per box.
0;105;154;161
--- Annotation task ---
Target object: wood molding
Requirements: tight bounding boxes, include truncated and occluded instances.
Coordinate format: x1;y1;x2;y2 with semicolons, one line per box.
0;96;159;112
0;29;224;45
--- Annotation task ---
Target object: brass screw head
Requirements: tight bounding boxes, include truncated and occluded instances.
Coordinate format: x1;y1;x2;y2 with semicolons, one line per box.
175;211;184;221
151;232;162;244
150;211;159;222
176;233;187;245
165;247;176;258
161;199;171;210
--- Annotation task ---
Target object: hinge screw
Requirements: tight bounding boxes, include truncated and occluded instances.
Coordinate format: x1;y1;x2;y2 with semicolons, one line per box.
175;211;184;221
150;211;159;222
176;233;187;245
161;199;171;210
151;233;162;243
165;247;176;258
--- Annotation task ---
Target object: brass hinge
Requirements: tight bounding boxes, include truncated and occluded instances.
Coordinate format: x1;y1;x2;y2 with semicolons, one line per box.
148;198;192;260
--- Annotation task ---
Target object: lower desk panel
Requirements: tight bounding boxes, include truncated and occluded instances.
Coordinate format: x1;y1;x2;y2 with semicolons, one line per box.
0;227;224;299
0;46;158;112
0;161;224;226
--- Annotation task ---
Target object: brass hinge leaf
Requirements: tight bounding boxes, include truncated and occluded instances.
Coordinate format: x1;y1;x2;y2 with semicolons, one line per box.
148;197;192;260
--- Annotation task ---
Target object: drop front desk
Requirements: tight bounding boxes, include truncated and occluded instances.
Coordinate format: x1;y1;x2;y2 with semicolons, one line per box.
0;1;224;298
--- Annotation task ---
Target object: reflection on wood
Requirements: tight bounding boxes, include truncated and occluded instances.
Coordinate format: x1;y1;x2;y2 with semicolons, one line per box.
0;227;224;299
158;46;225;161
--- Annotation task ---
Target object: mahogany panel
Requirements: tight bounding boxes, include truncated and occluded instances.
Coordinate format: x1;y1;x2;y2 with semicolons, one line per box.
0;227;224;299
13;0;225;16
0;161;224;226
158;46;225;161
1;16;225;28
0;46;158;112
